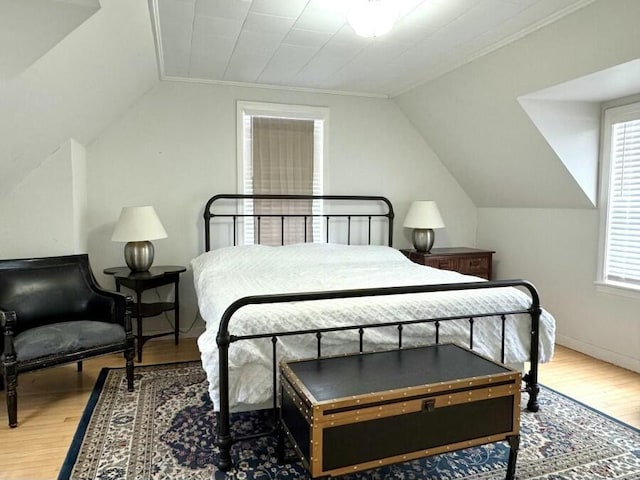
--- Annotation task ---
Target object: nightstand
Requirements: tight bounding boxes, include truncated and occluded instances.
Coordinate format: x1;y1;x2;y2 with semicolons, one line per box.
104;265;186;362
400;247;495;280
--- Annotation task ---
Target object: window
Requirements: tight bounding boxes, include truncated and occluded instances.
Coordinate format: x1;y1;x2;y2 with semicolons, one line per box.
237;101;329;245
598;102;640;292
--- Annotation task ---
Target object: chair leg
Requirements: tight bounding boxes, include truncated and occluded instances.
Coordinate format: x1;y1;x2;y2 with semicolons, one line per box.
77;361;83;372
126;359;134;392
4;363;18;428
125;349;134;392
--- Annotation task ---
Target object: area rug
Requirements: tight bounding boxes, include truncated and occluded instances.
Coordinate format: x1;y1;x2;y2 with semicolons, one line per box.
58;361;640;480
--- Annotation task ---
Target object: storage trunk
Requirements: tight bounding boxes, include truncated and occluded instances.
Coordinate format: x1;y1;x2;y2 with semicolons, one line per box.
280;343;521;478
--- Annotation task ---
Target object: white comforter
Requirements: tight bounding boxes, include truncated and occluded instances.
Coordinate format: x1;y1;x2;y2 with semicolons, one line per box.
192;243;555;410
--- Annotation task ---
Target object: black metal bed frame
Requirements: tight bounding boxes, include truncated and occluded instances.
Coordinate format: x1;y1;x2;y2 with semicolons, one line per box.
203;194;542;473
204;193;395;250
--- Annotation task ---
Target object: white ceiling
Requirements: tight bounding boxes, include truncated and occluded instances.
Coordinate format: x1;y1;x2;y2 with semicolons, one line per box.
0;0;100;80
153;0;596;97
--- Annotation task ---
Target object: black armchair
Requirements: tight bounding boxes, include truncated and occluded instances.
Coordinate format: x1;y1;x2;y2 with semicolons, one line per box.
0;254;134;427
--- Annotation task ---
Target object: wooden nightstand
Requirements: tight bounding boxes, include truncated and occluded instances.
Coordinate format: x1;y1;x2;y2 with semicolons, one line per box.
400;247;495;280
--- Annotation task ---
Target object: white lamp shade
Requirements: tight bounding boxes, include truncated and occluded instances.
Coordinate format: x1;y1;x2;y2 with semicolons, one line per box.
112;206;168;242
403;201;445;229
348;0;400;38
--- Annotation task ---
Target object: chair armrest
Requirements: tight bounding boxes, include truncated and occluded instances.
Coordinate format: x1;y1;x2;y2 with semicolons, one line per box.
0;309;17;358
86;290;134;333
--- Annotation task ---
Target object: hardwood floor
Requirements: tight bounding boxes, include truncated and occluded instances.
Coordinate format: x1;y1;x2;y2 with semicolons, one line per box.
538;344;640;428
0;338;201;480
0;340;638;479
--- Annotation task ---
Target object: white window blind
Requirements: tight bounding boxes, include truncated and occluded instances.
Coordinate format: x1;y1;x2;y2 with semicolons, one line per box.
603;115;640;288
251;116;314;245
237;102;327;245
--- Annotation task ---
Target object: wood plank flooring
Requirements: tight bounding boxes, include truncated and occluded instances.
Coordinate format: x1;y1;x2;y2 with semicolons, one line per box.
0;340;638;479
539;344;640;428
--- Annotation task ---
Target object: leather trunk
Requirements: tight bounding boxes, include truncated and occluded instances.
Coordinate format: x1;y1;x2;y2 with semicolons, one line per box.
280;343;521;478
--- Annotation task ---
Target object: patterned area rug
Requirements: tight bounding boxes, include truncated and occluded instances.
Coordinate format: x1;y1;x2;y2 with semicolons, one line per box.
58;361;640;480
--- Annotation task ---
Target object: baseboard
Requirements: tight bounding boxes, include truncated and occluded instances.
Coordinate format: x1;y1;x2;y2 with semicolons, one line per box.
556;334;640;373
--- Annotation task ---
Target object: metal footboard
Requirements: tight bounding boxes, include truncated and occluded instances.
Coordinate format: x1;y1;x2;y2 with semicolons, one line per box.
214;279;542;472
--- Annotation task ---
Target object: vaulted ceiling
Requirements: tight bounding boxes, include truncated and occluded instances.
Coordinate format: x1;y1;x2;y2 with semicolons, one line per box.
153;0;597;97
0;0;158;199
2;0;637;211
0;0;100;80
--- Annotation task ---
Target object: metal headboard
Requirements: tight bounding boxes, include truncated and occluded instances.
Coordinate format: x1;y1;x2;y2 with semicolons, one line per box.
203;194;395;251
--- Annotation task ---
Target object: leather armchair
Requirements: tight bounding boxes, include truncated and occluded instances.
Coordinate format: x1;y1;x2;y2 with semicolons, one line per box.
0;254;134;427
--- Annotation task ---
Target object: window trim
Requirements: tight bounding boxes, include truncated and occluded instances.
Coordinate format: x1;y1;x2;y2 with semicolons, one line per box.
236;101;330;195
596;101;640;297
236;101;330;244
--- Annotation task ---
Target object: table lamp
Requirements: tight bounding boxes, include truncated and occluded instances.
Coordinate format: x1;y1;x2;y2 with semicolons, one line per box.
403;201;445;253
112;206;167;272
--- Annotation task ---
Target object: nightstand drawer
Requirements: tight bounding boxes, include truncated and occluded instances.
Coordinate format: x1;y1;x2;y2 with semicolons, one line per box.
400;248;494;280
459;256;490;276
429;257;460;272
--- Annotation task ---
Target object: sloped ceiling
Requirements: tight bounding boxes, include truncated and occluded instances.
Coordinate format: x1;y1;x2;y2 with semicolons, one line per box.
0;0;159;199
0;0;100;80
519;59;640;206
152;0;635;209
395;0;640;208
2;0;637;212
153;0;597;97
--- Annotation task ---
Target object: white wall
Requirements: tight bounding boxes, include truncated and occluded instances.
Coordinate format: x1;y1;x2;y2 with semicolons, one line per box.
86;80;477;335
0;0;158;200
517;98;600;205
0;139;87;258
395;0;640;209
71;139;88;253
0;0;99;80
394;0;640;372
478;209;640;372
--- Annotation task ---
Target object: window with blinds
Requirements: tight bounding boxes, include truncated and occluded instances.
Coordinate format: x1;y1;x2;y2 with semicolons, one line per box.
237;102;328;245
599;102;640;290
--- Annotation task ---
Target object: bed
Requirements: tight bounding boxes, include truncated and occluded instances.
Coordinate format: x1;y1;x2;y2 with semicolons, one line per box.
191;194;556;472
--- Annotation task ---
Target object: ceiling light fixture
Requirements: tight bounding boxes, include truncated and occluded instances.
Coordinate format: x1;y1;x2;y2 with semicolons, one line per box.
347;0;400;38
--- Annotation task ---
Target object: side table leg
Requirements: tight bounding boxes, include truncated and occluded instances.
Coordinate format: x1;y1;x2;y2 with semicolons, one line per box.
174;278;180;345
136;291;143;362
506;434;520;480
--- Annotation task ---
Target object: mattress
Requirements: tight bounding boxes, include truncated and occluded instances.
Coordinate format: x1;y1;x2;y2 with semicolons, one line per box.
191;243;556;410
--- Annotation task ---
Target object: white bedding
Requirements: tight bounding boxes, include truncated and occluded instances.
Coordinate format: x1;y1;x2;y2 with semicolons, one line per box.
192;243;555;410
